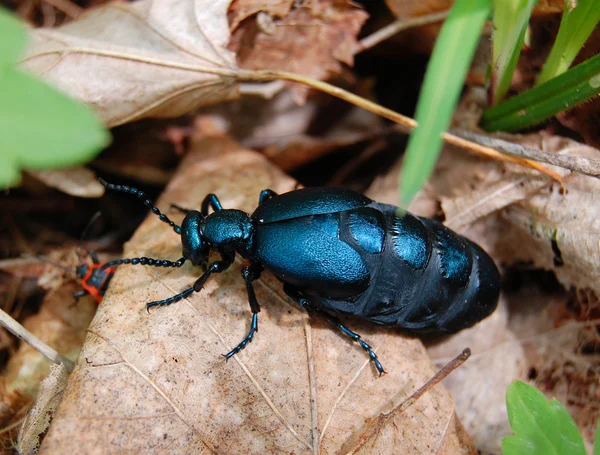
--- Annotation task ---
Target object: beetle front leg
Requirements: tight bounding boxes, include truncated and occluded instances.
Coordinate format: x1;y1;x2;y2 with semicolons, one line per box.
145;259;232;311
223;263;264;360
201;194;223;215
283;284;386;375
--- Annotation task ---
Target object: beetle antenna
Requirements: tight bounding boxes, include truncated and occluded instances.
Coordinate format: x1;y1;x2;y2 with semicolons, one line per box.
99;179;182;235
22;253;74;275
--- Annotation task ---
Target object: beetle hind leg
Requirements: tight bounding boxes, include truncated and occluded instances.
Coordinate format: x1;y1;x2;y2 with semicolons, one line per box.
283;284;386;376
223;313;258;360
223;263;263;361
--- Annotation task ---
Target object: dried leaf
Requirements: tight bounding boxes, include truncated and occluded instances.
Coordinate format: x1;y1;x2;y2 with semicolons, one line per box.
229;0;368;101
228;0;295;30
386;0;452;18
3;282;95;400
26;167;104;198
17;363;69;455
41;137;473;453
429;133;600;295
22;0;239;127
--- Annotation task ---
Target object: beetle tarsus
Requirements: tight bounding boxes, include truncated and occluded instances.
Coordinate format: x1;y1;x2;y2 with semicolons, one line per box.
223;313;258;360
284;284;386;375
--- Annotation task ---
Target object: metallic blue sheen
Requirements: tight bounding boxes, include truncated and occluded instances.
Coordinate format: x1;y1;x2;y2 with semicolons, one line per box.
433;226;472;286
253;187;371;224
181;211;207;266
348;208;385;254
252;213;370;299
391;214;429;269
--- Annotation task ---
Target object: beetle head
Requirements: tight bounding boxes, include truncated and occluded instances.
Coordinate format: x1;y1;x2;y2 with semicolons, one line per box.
181;210;209;267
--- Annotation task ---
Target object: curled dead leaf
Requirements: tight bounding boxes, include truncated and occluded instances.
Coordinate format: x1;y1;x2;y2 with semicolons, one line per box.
41;137;474;453
22;0;239;127
229;0;368;102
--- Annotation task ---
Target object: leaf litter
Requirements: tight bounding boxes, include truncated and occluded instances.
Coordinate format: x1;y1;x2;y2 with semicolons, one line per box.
21;0;239;127
39;137;474;454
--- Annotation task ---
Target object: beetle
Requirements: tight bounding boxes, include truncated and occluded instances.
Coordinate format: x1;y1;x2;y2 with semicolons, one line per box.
99;179;500;374
73;251;116;303
32;250;115;304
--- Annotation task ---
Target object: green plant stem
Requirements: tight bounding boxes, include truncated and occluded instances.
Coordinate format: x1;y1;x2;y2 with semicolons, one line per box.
537;0;600;85
398;0;492;207
482;52;600;132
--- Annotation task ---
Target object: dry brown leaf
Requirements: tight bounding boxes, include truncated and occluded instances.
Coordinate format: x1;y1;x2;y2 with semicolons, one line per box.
228;0;295;30
26;167;104;198
17;363;69;455
423;133;600;295
3;282;95;400
385;0;451;18
41;137;473;453
22;0;239;127
0;282;95;451
229;0;368;102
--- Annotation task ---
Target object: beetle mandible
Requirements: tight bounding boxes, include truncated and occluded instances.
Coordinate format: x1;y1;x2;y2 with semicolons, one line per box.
99;180;500;374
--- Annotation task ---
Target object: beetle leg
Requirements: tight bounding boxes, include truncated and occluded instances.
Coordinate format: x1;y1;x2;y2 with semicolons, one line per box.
201;194;223;215
283;284;386;375
73;289;88;300
223;263;264;360
258;189;278;205
145;259;232;311
89;250;100;265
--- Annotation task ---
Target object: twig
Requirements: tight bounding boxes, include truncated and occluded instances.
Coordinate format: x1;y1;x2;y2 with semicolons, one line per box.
238;69;563;183
453;129;600;178
359;11;450;51
0;417;26;435
350;348;471;453
394;348;471;413
0;309;74;372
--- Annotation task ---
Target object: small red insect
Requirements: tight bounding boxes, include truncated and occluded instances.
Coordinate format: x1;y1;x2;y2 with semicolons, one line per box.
73;251;115;303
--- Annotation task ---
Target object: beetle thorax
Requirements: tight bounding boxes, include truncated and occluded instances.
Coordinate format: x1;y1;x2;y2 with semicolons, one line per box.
201;209;253;248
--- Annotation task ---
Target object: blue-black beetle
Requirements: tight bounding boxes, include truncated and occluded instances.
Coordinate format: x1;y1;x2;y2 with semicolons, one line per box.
99;180;500;374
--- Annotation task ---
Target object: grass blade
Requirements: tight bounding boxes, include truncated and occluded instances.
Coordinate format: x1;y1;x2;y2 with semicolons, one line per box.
399;0;492;208
482;52;600;132
537;0;600;85
490;0;538;105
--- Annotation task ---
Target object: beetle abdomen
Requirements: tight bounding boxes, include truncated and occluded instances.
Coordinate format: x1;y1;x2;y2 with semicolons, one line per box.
319;204;500;333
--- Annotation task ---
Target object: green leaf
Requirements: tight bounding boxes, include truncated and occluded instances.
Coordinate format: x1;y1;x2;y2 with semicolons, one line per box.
490;0;538;105
0;8;26;67
537;0;600;85
0;68;110;187
399;0;492;208
482;52;600;132
0;7;110;189
502;381;586;455
594;419;600;455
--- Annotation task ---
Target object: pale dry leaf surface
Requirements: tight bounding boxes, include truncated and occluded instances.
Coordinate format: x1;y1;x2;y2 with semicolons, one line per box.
41;137;473;454
229;0;368;101
26;167;105;198
22;0;239;127
17;363;69;455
